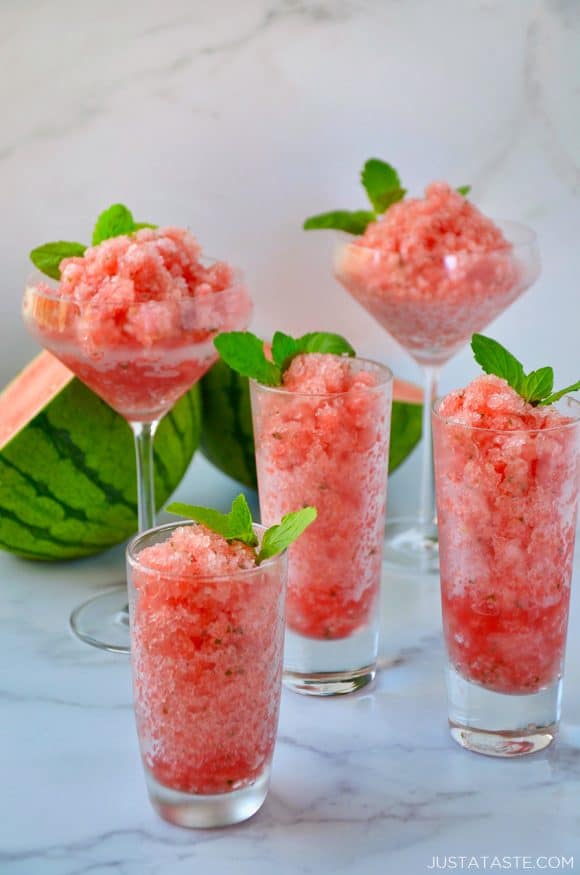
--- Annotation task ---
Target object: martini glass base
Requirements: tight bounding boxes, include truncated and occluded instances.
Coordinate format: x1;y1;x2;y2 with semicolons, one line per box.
383;516;439;575
69;585;130;653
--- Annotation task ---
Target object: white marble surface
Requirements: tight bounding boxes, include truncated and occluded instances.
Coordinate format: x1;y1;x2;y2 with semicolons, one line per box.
0;0;579;394
1;455;580;874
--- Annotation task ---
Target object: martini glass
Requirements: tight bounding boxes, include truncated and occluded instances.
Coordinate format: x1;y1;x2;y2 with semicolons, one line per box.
23;264;252;651
334;221;540;574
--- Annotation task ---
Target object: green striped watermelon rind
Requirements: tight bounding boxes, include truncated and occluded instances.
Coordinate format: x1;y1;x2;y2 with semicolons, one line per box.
199;360;422;489
0;380;201;560
200;359;257;489
388;397;423;472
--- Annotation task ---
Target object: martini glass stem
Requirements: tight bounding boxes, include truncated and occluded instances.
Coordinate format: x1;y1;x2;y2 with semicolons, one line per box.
418;365;441;526
132;420;159;532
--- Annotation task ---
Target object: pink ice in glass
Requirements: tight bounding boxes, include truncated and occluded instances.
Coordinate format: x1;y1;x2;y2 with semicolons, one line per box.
335;183;528;363
23;227;252;421
251;353;392;640
434;375;580;695
128;523;286;795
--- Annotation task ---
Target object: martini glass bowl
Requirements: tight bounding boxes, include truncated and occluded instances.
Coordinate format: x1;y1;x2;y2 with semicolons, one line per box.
23;263;252;651
334;221;540;574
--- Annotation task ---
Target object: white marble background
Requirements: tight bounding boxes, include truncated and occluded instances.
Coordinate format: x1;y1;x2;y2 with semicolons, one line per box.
1;0;579;393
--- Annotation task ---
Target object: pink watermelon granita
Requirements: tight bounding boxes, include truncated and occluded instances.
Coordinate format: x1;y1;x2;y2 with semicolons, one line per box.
24;227;251;421
128;522;286;795
433;375;580;695
251;353;392;640
335;183;523;362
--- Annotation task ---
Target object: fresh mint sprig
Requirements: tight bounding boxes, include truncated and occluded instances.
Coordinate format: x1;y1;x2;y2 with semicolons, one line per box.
304;158;404;235
303;157;471;235
214;330;356;386
471;334;580;406
30;242;87;280
167;494;258;547
213;332;281;386
30;203;157;280
166;494;317;564
303;210;376;235
361;158;407;213
91;203;157;245
257;507;317;563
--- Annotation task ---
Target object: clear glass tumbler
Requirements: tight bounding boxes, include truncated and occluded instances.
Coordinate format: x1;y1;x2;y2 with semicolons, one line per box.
250;357;393;696
126;522;287;827
433;398;580;756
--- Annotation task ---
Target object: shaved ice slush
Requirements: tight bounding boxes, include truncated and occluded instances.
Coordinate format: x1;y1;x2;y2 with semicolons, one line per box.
335;183;533;364
250;353;392;694
127;521;286;825
24;227;252;421
433;375;580;755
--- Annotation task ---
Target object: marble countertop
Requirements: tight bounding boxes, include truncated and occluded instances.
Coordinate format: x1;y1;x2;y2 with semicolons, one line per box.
2;456;580;874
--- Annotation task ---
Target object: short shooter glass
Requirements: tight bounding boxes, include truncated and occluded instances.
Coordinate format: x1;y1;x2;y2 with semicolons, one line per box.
433;398;580;756
126;522;287;828
250;357;393;696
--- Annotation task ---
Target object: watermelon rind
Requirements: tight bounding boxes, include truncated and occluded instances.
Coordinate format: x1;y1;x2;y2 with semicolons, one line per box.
199;360;421;489
200;359;257;489
0;379;201;561
389;399;422;472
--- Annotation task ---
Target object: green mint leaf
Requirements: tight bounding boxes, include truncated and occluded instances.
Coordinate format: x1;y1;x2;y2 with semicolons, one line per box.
472;334;579;407
214;332;282;386
166;494;258;547
257;507;317;563
271;332;302;369
540;380;580;406
375;187;407;211
303;210;376;235
298;332;356;358
361;158;405;212
132;222;157;231
30;241;87;280
92;203;135;245
228;494;256;542
521;367;553;404
457;185;471;197
272;331;356;372
471;334;525;395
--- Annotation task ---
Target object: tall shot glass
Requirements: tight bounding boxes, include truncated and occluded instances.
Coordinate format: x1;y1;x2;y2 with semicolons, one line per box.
250;357;393;696
433;398;580;756
126;522;287;828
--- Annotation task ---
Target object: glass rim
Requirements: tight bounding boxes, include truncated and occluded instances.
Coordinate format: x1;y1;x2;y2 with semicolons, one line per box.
431;393;580;435
126;519;287;581
24;256;246;304
335;219;538;262
249;355;393;398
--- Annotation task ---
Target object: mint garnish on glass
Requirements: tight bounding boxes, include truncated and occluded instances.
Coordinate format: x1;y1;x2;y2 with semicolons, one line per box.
214;330;356;386
167;494;317;564
303;157;471;235
30;203;157;280
471;334;580;406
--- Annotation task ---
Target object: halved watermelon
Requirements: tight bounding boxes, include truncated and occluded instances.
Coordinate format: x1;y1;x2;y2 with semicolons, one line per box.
200;359;422;488
0;352;201;560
